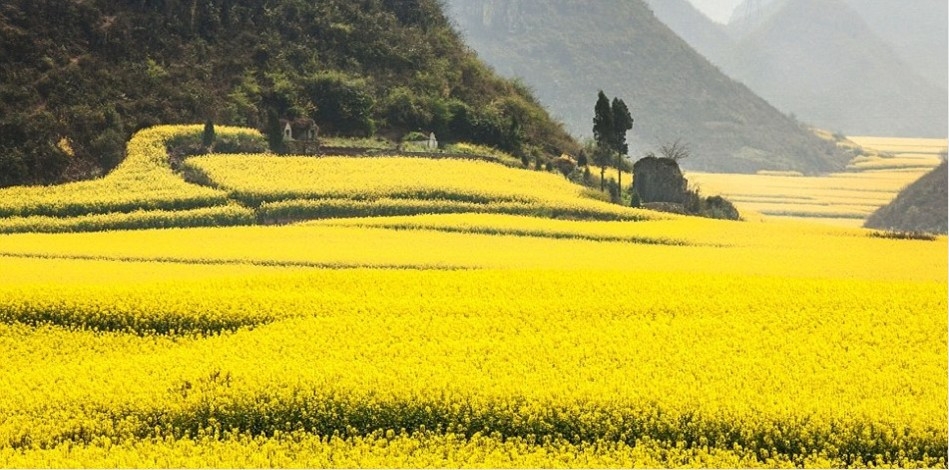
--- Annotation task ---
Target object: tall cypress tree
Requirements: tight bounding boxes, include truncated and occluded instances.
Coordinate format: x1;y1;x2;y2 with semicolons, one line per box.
611;98;633;197
592;91;613;191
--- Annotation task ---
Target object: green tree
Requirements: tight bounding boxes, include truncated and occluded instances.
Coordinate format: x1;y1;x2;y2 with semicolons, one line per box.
265;110;286;155
202;119;216;150
611;97;633;199
592;91;613;191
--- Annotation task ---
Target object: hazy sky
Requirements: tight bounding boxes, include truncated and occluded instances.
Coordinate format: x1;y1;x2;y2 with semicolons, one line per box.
687;0;745;24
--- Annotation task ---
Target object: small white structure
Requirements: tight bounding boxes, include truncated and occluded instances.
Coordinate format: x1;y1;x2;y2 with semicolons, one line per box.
404;132;438;150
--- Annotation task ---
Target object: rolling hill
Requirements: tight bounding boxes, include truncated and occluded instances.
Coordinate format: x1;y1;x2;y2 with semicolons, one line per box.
445;0;846;174
0;0;576;187
864;161;948;234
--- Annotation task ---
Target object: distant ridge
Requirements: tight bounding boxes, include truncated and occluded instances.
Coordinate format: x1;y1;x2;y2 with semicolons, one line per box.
446;0;847;174
864;162;948;234
642;0;732;64
656;0;948;138
839;0;948;90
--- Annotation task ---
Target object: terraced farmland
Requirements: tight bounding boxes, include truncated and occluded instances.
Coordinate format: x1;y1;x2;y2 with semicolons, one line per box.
0;126;945;467
688;137;947;227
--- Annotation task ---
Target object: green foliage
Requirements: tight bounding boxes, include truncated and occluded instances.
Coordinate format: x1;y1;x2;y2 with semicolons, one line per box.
591;92;634;197
701;195;740;220
203;120;216;149
610;98;633;156
402;131;431;143
606;178;620;203
380;87;432;132
592;91;613;154
864;162;948;234
304;72;376;137
321;136;395;150
265;111;286;155
868;230;938;241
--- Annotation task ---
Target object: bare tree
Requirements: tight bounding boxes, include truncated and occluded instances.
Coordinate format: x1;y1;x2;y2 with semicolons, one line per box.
658;139;692;161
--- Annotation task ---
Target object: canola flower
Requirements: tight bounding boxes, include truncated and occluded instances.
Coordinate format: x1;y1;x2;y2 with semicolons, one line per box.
847;136;948;155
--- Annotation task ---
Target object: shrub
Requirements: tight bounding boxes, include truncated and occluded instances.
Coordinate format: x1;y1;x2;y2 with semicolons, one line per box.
701;195;740;221
868;230;937;241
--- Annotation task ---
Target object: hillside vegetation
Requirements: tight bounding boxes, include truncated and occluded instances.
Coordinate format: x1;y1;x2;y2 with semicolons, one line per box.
0;0;576;187
445;0;847;174
864;161;948;234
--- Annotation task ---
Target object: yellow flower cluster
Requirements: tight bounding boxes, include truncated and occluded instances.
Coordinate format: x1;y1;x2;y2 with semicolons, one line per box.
0;212;945;467
0;431;889;468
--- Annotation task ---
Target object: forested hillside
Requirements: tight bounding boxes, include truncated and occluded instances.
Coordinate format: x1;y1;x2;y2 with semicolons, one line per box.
445;0;846;174
0;0;576;187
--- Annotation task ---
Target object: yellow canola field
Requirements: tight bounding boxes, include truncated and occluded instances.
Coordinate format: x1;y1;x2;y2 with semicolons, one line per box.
0;125;261;219
185;154;582;205
0;431;806;468
687;136;946;228
848;136;948;155
688;169;932;226
0;260;945;467
0;124;946;467
185;155;651;221
0;215;945;281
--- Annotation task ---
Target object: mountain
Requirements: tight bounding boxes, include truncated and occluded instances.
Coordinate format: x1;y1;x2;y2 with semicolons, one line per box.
0;0;576;187
864;162;948;234
445;0;846;174
642;0;732;65
722;0;947;138
840;0;948;90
